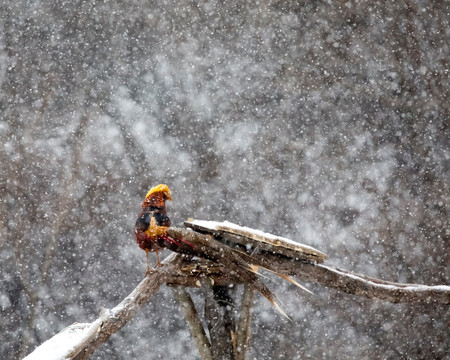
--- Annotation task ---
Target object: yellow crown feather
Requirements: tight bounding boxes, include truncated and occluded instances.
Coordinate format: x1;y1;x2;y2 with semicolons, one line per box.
145;184;172;201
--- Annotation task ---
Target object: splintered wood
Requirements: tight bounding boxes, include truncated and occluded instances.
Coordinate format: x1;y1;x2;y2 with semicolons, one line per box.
184;219;328;263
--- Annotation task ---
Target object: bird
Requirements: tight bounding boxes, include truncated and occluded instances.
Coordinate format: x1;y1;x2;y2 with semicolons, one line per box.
134;185;302;318
134;184;194;274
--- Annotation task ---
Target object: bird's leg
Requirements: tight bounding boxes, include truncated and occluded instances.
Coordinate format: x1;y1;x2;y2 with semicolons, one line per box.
155;251;161;267
145;249;151;275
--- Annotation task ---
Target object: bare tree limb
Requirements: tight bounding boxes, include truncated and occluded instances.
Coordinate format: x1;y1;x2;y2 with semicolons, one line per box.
272;252;449;304
71;256;175;360
25;253;246;360
230;245;450;304
169;228;449;305
67;252;205;360
235;284;255;360
301;263;450;304
202;281;235;360
172;286;213;360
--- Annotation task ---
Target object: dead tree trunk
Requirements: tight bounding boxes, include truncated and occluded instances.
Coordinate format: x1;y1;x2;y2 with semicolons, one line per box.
203;283;235;360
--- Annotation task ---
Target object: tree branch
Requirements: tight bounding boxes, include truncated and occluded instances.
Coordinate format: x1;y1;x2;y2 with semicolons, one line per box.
169;228;449;305
237;248;450;304
172;287;213;360
25;228;449;360
202;282;235;360
235;284;255;360
71;255;177;360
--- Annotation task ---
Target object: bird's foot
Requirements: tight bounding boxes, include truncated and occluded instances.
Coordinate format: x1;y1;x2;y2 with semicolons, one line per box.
145;264;156;276
145;269;153;276
145;264;164;276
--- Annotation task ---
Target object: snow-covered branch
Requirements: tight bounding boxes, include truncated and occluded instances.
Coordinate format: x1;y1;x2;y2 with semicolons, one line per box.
172;225;450;305
24;227;449;360
24;254;178;360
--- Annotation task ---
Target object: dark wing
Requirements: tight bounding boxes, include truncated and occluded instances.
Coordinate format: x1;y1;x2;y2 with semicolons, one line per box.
153;211;171;227
135;212;150;232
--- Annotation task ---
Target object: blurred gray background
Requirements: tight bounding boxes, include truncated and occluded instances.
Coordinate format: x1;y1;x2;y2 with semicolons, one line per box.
1;0;449;358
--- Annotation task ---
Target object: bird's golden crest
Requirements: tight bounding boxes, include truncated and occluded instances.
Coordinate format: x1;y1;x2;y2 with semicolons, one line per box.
145;184;172;201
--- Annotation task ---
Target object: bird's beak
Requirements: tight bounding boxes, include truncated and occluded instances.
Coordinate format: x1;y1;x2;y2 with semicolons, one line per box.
166;191;172;201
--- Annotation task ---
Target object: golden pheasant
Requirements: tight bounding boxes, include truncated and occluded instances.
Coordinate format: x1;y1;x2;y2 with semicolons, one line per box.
134;185;299;317
135;184;194;274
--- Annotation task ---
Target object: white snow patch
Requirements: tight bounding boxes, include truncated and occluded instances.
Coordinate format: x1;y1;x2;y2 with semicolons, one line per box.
189;219;324;254
23;319;102;360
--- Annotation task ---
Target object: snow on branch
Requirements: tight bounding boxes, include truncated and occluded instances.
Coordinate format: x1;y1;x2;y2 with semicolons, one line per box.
174;224;450;304
295;262;450;304
24;254;179;360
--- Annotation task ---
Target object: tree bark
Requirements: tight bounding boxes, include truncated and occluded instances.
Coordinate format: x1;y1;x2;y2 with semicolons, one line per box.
173;287;213;360
167;228;450;305
202;282;235;360
235;284;255;360
72;254;180;360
